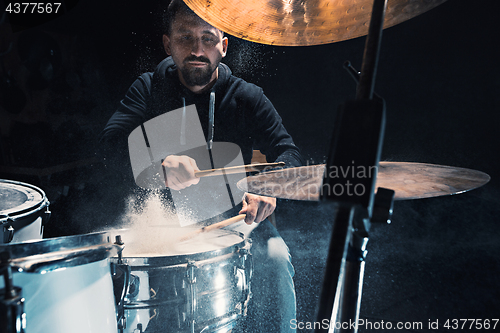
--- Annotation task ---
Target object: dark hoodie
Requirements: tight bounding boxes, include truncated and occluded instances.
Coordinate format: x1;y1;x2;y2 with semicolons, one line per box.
99;56;303;183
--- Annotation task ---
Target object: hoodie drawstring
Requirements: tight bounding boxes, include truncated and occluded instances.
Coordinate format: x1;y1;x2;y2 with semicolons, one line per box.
180;97;186;145
207;91;215;150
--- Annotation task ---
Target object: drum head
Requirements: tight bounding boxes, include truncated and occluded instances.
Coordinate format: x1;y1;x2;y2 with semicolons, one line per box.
0;231;119;273
0;179;46;219
115;227;247;266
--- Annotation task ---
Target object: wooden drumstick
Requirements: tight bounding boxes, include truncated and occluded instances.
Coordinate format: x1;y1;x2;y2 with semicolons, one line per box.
178;214;246;242
164;162;284;188
194;162;285;178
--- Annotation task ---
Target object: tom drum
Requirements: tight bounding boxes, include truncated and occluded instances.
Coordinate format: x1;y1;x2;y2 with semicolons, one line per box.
0;180;50;244
0;232;120;333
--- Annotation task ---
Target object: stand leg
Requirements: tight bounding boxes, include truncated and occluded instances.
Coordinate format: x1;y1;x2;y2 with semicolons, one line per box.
334;240;368;332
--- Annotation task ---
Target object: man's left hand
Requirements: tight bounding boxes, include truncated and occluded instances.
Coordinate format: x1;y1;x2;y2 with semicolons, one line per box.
239;193;276;225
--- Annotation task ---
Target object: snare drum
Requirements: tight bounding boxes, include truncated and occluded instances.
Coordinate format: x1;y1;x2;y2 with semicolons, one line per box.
0;180;50;243
111;228;252;333
0;232;120;333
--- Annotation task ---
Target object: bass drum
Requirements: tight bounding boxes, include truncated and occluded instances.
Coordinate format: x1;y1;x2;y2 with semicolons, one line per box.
0;232;120;333
0;179;50;243
112;228;252;333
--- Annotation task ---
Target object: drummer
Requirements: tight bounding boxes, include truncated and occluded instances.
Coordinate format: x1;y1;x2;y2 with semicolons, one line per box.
99;0;303;332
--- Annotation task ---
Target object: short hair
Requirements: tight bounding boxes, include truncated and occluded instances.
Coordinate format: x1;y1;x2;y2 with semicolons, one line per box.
164;0;199;36
163;0;223;36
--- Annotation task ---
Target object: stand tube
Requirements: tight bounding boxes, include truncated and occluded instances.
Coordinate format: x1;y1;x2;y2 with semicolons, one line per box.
315;0;388;331
315;204;354;333
357;0;388;100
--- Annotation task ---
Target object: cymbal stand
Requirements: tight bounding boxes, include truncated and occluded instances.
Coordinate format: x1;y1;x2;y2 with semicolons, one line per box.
315;0;394;332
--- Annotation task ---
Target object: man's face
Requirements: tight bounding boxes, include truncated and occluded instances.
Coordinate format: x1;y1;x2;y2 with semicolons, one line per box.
163;13;228;89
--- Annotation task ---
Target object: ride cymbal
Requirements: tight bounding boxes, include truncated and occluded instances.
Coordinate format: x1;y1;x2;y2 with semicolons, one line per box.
184;0;447;46
237;162;490;201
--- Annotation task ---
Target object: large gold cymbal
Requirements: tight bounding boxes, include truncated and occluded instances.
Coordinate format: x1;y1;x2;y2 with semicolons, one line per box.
237;162;490;201
184;0;447;46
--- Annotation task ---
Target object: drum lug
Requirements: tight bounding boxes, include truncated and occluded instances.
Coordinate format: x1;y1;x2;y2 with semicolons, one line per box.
237;240;253;279
41;207;51;238
127;274;140;299
186;261;197;284
3;223;15;244
113;235;125;264
235;241;253;313
185;261;197;333
111;263;132;331
237;248;249;270
1;214;15;243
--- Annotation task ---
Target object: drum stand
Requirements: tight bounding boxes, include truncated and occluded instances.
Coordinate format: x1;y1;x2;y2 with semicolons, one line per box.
0;265;25;333
315;0;394;332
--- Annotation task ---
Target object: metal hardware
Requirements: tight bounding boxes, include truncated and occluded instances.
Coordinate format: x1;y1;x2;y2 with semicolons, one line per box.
186;260;197;333
372;187;395;224
1;266;26;333
3;225;14;244
112;262;131;332
316;1;389;331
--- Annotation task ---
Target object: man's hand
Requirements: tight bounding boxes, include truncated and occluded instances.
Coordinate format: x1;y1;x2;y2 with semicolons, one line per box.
239;193;276;225
161;155;200;190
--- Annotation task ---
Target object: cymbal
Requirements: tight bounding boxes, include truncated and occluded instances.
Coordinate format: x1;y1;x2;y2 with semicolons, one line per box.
237;162;490;201
184;0;447;46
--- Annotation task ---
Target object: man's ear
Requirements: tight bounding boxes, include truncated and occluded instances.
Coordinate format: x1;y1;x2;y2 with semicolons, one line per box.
163;34;171;55
221;36;228;58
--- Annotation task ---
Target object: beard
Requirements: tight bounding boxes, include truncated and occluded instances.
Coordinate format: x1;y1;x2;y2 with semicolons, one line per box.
179;55;221;87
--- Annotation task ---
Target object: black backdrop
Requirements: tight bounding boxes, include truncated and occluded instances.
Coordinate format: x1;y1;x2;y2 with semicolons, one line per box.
1;0;499;331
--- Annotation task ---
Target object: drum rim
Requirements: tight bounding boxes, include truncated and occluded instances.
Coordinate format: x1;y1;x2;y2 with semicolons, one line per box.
112;229;249;267
0;179;49;223
0;231;118;271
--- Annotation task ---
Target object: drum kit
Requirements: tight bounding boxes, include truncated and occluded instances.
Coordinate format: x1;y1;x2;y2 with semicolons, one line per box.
1;181;252;333
0;0;491;333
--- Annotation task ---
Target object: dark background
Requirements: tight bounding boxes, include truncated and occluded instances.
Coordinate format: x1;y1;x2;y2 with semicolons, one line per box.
1;0;499;331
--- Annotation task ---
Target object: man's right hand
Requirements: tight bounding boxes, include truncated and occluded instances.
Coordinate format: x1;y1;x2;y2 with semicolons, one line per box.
161;155;200;190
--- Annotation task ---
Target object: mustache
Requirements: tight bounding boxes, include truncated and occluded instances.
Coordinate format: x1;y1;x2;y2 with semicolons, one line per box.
184;56;211;64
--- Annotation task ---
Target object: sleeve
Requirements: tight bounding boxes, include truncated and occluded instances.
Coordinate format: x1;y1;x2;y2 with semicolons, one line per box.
98;73;152;182
249;88;305;168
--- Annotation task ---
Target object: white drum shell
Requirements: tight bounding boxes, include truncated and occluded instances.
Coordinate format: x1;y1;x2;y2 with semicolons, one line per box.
1;259;118;333
0;232;119;333
6;217;43;243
